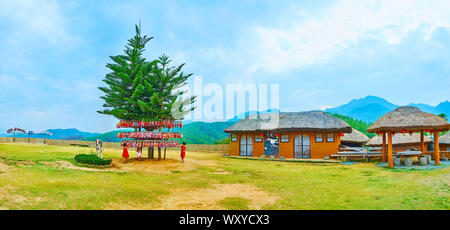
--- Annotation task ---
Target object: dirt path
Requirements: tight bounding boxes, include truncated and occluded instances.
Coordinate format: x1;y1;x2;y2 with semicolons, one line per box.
110;157;218;174
158;184;279;210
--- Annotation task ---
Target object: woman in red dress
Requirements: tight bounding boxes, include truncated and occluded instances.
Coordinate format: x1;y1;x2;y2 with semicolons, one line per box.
180;142;186;164
122;143;129;163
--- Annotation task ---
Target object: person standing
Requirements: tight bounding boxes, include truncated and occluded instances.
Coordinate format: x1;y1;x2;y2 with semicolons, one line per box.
180;142;186;163
136;145;142;161
122;143;129;163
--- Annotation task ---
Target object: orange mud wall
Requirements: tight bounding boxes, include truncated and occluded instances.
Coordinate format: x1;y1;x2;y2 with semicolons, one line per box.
229;132;341;159
229;133;265;157
440;144;450;152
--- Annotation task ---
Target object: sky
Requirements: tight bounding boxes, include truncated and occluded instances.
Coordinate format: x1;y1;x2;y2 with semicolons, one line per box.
1;0;450;133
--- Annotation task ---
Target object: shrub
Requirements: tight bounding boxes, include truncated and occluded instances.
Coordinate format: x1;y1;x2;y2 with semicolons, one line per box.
74;154;112;165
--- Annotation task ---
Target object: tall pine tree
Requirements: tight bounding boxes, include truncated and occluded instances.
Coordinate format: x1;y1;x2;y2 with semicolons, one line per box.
98;23;156;121
98;24;196;159
98;24;196;127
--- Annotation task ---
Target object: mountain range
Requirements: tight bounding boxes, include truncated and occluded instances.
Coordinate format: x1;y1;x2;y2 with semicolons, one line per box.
325;95;449;122
1;96;448;143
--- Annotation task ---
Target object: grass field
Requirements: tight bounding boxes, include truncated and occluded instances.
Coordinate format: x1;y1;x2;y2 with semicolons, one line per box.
0;143;448;210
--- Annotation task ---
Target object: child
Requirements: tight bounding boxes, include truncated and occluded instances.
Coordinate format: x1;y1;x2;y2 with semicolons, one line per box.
122;143;129;163
136;145;142;161
180;142;186;164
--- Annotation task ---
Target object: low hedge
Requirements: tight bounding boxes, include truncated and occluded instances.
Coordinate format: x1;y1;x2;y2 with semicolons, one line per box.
74;154;112;165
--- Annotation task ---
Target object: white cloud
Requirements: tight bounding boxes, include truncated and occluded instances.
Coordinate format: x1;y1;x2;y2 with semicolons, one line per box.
226;0;450;75
0;0;78;49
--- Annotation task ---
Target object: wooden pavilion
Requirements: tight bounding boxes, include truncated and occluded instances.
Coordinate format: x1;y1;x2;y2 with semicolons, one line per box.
367;106;450;168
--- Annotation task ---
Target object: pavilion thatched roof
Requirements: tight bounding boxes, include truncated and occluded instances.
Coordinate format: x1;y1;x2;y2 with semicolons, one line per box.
367;106;450;133
341;128;369;144
224;111;352;133
366;133;432;146
439;132;450;145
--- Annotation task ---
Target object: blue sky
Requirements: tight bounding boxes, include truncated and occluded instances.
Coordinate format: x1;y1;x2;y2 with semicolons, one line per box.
1;0;450;133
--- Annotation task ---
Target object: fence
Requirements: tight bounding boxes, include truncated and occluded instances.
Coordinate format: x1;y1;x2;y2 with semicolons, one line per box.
0;137;230;153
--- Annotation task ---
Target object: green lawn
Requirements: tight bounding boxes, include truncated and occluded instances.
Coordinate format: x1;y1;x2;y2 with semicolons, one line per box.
0;143;448;210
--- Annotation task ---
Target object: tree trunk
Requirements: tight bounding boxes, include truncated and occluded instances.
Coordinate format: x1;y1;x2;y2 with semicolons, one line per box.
158;147;161;160
148;147;154;159
164;148;166;159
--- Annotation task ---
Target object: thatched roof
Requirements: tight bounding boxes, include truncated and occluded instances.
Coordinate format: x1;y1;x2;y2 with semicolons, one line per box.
439;132;450;145
366;133;432;146
224;111;352;133
367;106;450;133
341;128;369;144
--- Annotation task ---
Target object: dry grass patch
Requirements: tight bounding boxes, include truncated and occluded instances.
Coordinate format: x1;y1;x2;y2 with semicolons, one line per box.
0;185;43;209
41;161;112;172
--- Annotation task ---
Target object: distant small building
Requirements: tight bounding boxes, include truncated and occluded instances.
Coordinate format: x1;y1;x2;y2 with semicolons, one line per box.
439;132;450;152
224;111;352;159
366;133;432;152
341;128;369;147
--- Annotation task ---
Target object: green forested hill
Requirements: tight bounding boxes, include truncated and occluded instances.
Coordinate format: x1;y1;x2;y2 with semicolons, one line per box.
84;122;235;144
328;113;375;138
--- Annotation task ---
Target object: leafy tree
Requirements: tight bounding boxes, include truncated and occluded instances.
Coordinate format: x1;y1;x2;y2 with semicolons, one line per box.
438;113;448;121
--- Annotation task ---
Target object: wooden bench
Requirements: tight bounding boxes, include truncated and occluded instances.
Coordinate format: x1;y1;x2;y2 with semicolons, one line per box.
332;145;383;162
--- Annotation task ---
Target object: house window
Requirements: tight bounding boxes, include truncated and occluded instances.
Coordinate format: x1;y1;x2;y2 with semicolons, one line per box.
281;134;289;143
327;133;335;143
316;133;323;143
255;135;263;143
231;134;237;142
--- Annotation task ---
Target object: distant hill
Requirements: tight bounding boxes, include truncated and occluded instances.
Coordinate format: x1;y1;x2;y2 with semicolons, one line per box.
84;121;236;144
325;95;450;122
0;128;100;140
46;129;101;140
325;96;397;122
227;108;281;122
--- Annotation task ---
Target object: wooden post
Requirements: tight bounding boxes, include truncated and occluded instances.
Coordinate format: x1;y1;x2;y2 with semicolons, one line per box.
388;132;393;168
148;147;154;159
434;131;440;165
382;132;387;162
420;131;425;154
158;147;161;160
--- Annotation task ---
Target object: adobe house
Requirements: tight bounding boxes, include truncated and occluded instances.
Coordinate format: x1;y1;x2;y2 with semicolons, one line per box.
439;132;450;152
341;128;369;147
366;132;432;152
224;111;352;159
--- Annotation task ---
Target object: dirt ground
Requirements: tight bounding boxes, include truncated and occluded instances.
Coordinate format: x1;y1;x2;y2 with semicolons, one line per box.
110;157;218;174
158;183;279;210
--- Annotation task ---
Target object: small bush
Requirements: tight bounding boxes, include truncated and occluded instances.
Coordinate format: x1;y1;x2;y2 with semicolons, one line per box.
74;154;112;165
